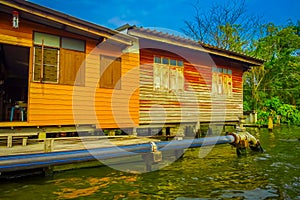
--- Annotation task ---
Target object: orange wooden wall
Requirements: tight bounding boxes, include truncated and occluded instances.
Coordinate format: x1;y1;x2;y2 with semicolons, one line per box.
139;47;244;125
0;12;139;129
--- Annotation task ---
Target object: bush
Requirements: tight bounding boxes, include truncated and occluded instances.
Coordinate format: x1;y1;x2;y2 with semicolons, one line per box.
243;101;251;111
277;104;300;125
257;110;269;125
256;97;300;125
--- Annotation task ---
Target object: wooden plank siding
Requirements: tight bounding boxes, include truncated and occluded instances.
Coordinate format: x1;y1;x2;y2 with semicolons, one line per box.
139;47;244;125
0;12;139;129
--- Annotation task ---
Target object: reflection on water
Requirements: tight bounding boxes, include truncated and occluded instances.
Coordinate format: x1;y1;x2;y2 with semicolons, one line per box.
0;126;299;200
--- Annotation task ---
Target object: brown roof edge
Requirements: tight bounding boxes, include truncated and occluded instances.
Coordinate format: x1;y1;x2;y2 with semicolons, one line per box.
117;24;264;66
200;43;264;66
2;0;134;45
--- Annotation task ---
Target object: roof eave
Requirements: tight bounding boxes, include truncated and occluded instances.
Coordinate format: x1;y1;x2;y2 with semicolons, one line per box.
1;0;133;45
127;28;264;66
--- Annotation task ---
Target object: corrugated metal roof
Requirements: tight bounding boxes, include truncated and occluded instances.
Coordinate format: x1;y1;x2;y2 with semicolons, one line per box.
118;24;264;66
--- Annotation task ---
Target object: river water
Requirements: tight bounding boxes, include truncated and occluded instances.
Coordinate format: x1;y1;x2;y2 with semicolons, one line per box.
0;126;299;200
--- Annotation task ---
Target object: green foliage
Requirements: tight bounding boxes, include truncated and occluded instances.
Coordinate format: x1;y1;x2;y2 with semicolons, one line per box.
243;100;251;111
257;97;300;125
263;97;282;112
277;104;300;125
183;1;300;124
218;23;247;52
257;110;270;125
244;21;300;115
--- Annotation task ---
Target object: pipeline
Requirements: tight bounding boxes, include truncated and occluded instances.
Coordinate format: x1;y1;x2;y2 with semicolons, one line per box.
0;136;235;173
227;131;264;156
0;132;264;173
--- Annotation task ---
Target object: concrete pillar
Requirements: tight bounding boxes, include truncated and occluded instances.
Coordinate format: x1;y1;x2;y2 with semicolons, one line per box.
207;127;213;136
142;151;162;172
174;149;184;159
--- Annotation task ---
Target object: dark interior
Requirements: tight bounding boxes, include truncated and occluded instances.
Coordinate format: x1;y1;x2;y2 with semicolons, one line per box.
0;44;29;122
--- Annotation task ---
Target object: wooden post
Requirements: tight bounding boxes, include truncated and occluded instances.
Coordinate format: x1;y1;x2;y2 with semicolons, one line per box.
132;127;137;136
108;130;115;136
7;135;12;148
195;121;201;138
161;127;166;136
40;39;44;82
44;138;54;152
268;116;273;132
276;115;281;126
22;137;28;146
254;110;258;123
249;112;254;124
238;116;246;132
38;132;47;140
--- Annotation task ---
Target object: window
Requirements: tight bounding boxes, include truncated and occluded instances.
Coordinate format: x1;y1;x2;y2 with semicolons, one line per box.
33;33;59;83
60;49;85;86
33;47;59;83
100;55;121;89
177;60;184;66
153;56;184;92
212;66;233;97
34;32;60;47
61;37;85;52
170;59;177;66
33;32;85;85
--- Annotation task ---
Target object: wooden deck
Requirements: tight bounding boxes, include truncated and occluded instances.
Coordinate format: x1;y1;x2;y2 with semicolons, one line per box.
0;136;159;156
0;132;39;148
0;121;31;128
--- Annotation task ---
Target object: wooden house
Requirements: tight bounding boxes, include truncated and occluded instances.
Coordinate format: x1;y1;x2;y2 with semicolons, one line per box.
118;25;263;135
0;0;140;133
0;0;264;138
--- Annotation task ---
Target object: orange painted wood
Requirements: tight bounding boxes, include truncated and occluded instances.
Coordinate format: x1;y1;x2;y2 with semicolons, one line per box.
139;48;244;124
0;12;139;129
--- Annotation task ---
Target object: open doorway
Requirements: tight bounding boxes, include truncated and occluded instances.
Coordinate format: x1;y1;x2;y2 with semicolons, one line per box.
0;44;29;122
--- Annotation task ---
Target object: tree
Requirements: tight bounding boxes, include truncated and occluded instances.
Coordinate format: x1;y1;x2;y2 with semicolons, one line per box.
183;0;300;115
244;22;300;110
182;0;261;52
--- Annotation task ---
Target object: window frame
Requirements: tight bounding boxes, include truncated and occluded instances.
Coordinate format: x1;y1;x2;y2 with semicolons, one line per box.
211;66;233;97
59;48;85;86
99;55;122;90
32;32;86;85
153;55;184;93
61;37;86;52
32;44;60;84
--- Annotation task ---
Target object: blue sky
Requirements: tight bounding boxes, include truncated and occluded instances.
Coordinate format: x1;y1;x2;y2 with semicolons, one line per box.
29;0;299;33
